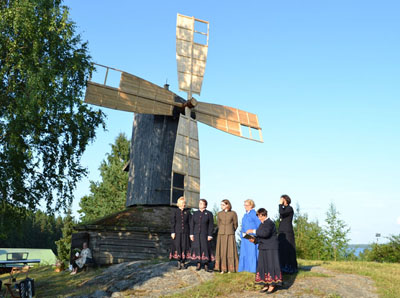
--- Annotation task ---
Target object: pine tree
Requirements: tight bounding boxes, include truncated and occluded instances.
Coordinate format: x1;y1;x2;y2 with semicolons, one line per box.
324;203;350;261
78;133;130;223
55;211;75;266
293;204;326;260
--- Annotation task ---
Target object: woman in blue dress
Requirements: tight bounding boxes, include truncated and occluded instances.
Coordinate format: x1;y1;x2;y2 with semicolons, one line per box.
238;199;260;273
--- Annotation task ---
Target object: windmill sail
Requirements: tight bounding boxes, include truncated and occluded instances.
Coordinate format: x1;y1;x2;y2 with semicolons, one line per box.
85;64;180;115
176;14;209;96
194;101;263;142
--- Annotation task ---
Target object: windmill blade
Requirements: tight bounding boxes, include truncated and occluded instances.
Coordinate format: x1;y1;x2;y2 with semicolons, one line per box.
176;14;209;96
194;101;263;142
85;64;182;115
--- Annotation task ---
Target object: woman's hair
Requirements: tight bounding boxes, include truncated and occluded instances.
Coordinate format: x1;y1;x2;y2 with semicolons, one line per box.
222;199;232;211
281;194;291;205
177;196;185;208
244;199;255;208
200;198;208;207
256;208;268;217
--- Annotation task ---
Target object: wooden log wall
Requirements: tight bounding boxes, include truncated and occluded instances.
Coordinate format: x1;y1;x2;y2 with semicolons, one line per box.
73;206;174;265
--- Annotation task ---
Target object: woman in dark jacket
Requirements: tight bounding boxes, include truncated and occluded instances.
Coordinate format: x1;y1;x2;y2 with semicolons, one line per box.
248;208;282;294
190;198;215;272
278;194;298;274
169;196;191;269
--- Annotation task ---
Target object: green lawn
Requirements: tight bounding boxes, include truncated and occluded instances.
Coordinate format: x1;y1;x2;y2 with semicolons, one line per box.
0;266;106;297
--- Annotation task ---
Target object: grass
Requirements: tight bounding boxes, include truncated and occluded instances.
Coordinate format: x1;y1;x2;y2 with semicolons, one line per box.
166;261;330;298
297;259;400;298
322;260;400;298
2;259;399;297
0;265;106;297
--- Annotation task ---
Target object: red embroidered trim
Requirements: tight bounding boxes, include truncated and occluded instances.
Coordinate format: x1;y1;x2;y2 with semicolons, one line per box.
169;250;191;260
190;252;215;261
255;272;283;283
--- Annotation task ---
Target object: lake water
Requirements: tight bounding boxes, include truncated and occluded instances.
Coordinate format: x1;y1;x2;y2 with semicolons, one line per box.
349;245;370;256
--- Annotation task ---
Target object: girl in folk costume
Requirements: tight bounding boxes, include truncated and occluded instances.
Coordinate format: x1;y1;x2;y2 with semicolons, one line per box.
215;199;239;273
169;196;191;269
248;208;282;294
190;198;215;272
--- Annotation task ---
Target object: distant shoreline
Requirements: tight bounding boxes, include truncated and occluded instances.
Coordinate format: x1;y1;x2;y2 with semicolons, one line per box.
348;244;371;256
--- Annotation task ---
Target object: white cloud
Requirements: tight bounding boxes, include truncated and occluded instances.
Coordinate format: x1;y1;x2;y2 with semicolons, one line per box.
397;217;400;225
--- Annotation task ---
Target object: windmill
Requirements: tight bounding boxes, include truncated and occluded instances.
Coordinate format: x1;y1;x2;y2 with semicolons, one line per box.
84;14;263;209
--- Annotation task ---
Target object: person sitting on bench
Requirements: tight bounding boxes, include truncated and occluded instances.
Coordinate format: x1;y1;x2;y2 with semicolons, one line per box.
71;242;93;275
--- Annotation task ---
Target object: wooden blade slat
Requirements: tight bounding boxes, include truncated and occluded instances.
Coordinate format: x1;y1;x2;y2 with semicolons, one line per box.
195;101;261;129
85;83;137;113
85;71;180;116
195;101;263;142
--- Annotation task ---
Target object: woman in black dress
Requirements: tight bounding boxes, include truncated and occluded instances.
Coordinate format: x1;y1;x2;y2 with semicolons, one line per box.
190;198;215;272
278;194;298;274
248;208;282;294
169;196;191;269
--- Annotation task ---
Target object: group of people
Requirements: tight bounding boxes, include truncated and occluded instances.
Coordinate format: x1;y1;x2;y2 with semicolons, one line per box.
169;195;298;294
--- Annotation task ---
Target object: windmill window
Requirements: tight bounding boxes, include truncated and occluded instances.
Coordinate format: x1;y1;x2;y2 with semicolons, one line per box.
172;189;184;203
172;173;185;204
173;173;184;189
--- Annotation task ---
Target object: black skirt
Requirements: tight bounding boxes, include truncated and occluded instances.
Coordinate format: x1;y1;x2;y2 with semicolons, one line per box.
169;233;191;261
190;233;215;263
255;249;282;286
278;232;298;274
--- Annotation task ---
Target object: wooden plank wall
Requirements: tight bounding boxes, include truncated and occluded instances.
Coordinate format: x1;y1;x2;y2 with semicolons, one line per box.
86;229;171;265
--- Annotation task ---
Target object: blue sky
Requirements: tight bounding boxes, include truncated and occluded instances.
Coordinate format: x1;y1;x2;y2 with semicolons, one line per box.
64;0;399;244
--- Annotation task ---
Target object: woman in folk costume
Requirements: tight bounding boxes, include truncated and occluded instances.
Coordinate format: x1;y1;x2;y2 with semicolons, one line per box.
238;199;260;273
215;199;239;273
169;196;191;270
278;194;298;274
190;198;215;272
248;208;282;294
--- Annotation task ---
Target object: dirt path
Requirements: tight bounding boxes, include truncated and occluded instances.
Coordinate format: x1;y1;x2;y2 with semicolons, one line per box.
69;261;378;298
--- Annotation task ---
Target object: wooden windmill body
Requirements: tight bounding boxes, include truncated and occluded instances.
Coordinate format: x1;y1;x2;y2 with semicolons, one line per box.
74;14;263;264
85;14;263;209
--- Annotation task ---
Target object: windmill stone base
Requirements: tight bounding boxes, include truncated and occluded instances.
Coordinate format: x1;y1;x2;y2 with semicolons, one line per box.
73;206;173;265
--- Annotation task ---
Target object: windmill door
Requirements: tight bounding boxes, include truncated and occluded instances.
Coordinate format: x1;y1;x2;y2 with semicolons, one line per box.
170;114;200;208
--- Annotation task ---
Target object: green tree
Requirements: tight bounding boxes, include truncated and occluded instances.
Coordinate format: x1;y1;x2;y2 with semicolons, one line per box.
362;234;400;263
0;0;105;236
323;203;350;261
293;204;326;260
78;133;130;223
55;211;75;266
0;209;63;253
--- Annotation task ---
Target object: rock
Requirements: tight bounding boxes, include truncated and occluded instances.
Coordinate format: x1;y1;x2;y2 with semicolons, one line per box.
89;290;110;298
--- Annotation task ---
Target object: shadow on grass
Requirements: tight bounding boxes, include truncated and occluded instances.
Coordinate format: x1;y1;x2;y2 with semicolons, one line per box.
280;264;322;291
